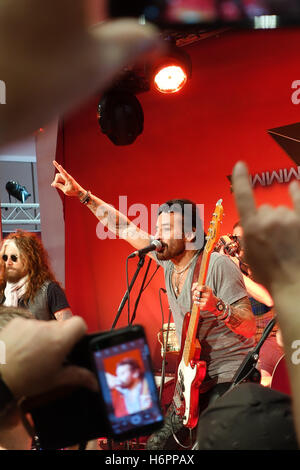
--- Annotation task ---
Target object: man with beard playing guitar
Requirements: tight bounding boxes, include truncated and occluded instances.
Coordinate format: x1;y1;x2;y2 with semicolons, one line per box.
51;161;255;449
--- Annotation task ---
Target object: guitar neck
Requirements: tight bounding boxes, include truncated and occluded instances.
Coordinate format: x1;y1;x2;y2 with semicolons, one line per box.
180;198;223;367
183;250;211;365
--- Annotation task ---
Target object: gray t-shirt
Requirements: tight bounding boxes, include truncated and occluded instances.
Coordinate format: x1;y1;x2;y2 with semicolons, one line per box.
154;251;254;391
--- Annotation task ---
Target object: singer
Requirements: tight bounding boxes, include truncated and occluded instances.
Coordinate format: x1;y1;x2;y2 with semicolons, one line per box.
51;161;255;450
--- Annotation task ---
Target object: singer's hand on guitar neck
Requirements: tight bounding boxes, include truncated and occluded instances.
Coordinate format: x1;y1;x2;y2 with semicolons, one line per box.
192;282;255;338
192;284;218;313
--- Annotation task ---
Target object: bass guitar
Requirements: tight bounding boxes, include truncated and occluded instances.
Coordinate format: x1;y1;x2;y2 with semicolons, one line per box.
172;199;224;429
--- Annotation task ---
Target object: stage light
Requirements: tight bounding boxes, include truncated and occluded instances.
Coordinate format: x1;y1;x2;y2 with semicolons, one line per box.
152;46;192;94
6;181;31;203
154;65;188;94
97;91;144;146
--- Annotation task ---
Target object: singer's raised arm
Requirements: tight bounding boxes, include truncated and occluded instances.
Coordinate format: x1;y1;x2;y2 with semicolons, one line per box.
51;161;152;252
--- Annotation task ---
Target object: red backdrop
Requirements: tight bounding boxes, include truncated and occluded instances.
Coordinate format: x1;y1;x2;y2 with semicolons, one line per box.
57;28;300;370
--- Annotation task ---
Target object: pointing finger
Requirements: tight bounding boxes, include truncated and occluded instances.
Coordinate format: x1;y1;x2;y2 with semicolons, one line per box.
289;180;300;215
51;173;66;185
53;161;71;179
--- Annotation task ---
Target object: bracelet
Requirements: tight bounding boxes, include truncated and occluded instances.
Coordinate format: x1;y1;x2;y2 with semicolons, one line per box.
223;306;233;324
218;304;229;321
80;190;91;205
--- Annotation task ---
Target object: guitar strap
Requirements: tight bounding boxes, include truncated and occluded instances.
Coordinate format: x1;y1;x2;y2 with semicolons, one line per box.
189;249;204;337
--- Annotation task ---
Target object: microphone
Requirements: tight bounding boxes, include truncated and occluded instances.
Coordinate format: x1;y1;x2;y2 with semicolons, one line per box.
128;240;164;259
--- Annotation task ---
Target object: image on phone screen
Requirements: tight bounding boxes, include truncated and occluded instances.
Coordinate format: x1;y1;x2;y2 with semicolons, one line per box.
92;337;163;437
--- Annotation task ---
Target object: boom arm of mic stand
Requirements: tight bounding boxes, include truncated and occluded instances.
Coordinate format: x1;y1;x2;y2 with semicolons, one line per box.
129;257;152;325
230;317;277;388
111;254;146;329
159;305;172;403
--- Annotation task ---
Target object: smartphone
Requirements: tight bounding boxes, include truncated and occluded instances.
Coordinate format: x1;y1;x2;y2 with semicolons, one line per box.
89;324;164;441
109;0;300;27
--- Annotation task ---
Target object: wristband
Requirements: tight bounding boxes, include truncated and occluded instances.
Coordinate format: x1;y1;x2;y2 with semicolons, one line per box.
80;190;91;205
223;306;233;324
218;304;229;321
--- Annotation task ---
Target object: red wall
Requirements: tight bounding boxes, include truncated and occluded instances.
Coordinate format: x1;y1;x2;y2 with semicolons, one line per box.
59;28;300;369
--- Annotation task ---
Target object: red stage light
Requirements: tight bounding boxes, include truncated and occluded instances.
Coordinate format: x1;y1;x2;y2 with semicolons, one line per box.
153;65;188;94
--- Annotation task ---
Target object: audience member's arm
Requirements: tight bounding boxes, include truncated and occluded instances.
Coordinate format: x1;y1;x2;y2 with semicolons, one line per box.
0;0;162;147
0;317;98;425
232;161;300;444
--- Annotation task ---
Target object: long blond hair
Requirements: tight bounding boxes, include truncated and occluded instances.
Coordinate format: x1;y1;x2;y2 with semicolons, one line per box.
0;230;57;303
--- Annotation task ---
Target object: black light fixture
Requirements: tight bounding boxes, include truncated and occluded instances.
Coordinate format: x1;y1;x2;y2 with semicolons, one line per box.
96;41;191;144
97;91;144;146
6;181;31;203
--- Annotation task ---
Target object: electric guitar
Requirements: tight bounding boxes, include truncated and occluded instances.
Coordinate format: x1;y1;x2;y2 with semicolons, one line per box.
172;199;224;429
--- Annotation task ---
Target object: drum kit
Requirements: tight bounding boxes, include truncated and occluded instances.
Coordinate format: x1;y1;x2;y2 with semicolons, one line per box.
157;322;180;357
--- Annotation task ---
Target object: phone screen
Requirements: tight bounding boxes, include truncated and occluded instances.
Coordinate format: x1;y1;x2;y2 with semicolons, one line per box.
92;335;163;439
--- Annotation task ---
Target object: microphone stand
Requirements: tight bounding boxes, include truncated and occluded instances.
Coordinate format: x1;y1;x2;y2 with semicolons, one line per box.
111;254;146;329
129;257;152;325
159;305;172;403
229;317;277;390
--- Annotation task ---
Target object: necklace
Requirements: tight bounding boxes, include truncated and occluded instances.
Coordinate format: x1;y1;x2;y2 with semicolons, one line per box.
173;252;198;296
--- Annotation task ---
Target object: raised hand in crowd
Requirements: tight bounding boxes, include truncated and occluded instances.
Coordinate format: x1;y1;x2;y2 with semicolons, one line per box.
0;0;163;147
232;160;300;444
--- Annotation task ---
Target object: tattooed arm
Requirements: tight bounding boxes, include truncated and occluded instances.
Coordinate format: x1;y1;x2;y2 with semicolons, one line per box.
226;296;256;338
51;161;152;252
193;286;255;338
54;308;73;321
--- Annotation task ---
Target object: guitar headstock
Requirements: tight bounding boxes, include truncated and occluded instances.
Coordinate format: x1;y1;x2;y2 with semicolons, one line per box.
205;199;224;254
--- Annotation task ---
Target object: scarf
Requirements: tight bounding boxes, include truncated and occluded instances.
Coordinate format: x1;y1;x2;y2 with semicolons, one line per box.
3;275;29;307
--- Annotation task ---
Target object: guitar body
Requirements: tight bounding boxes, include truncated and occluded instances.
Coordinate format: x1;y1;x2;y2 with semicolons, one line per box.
173;313;207;429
